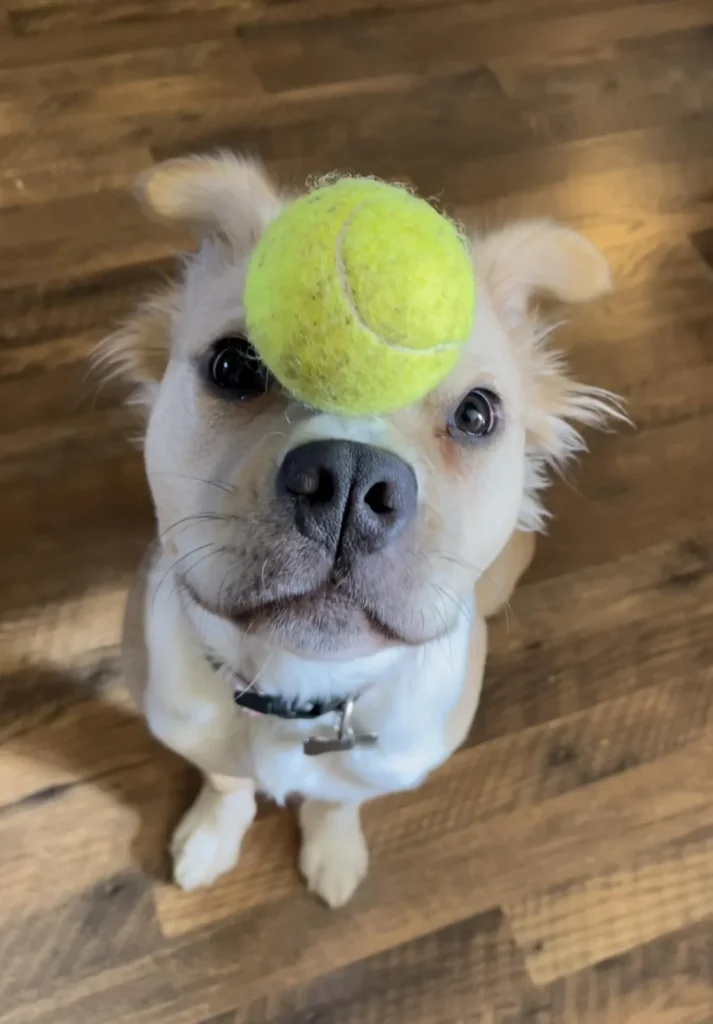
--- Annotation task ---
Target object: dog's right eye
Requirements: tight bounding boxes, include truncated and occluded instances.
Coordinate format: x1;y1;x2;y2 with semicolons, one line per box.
209;337;271;399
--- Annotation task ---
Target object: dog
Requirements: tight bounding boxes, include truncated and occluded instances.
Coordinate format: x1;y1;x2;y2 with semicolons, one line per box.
105;154;619;907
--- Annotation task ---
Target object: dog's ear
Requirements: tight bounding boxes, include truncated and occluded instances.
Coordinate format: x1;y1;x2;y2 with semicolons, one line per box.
475;219;612;325
476;222;625;531
135;153;282;243
93;289;176;412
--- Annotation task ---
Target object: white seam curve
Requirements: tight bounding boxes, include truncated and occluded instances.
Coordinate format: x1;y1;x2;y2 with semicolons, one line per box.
334;199;471;354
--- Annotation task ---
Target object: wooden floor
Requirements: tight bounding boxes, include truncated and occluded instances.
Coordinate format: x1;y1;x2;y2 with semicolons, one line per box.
1;0;713;1021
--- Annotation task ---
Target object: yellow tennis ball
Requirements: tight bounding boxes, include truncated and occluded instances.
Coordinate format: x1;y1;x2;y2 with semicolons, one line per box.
244;178;475;416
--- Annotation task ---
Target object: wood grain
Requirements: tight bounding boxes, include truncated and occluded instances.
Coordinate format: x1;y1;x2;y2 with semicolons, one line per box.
1;0;711;1021
506;830;713;985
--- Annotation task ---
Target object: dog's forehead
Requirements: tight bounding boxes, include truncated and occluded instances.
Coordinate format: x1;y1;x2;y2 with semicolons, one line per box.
174;249;249;354
452;291;522;391
172;241;517;397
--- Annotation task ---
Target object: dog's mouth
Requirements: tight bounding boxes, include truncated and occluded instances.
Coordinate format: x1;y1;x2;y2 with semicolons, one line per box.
178;574;407;654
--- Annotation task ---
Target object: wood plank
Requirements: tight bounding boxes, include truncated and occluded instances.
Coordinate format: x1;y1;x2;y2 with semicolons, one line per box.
0;363;126;437
0;190;186;290
692;226;713;272
0;260;172;348
0;450;152;619
0;753;190;918
532;412;713;580
1;0;645;35
150;66;526;176
0;873;163;1008
477;526;713;743
0;149;152;209
492;21;713;100
232;909;535;1024
5;734;709;1023
0;39;259;100
408;112;713;208
531;917;713;1023
0;658;144;809
240;0;713;93
506;830;713;985
457;157;713;243
0;9;237;68
0;586;126;679
233;908;713;1023
0;65;262;141
0;329;112;379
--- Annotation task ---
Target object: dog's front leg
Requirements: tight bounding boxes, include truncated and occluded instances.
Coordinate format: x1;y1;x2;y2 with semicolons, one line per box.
171;772;256;891
298;800;368;908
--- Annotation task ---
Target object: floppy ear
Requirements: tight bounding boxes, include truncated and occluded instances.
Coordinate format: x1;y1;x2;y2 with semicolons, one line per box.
135;152;283;243
475;219;612;325
476;221;625;531
95;154;282;412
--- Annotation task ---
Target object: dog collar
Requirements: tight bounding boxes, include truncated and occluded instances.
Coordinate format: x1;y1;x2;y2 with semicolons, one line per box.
234;687;347;721
204;651;378;756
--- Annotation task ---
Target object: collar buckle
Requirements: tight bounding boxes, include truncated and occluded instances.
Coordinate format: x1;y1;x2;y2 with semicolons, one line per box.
303;698;379;756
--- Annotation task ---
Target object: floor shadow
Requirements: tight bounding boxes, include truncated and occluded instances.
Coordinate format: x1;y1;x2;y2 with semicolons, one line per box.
0;661;199;881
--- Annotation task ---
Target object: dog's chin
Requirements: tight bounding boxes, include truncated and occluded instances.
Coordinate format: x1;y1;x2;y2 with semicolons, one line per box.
234;591;396;657
182;578;404;657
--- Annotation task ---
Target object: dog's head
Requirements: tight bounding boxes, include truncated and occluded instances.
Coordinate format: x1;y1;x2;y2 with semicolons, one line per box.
102;155;618;656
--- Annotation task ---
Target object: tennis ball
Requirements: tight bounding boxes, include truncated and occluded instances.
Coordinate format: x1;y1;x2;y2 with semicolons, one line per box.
243;178;475;416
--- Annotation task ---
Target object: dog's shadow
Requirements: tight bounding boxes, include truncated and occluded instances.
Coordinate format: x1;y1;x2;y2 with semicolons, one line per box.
1;661;199;881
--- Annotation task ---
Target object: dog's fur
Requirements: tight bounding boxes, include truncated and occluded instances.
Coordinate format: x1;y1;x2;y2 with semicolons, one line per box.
105;155;619;906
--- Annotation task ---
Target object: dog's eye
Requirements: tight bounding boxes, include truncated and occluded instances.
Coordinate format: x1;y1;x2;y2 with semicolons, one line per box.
209;337;270;399
449;388;501;441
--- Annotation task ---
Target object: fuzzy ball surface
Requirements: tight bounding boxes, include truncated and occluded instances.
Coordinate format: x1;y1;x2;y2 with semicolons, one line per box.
244;178;475;415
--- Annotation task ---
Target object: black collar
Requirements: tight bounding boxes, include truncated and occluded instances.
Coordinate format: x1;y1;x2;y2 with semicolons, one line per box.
205;652;348;720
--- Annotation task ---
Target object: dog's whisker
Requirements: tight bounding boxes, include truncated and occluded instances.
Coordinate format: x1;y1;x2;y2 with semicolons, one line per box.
152;542;215;611
430;548;505;602
160;512;237;539
178;546;234;608
259;430;289;446
431;581;469;624
236;647;275;702
430;549;485;575
168;544;228;608
151;471;236;494
215;569;231;619
234;675;259;701
442;581;470;618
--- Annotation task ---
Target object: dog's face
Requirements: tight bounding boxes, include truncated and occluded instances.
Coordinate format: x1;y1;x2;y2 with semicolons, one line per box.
105;156;616;656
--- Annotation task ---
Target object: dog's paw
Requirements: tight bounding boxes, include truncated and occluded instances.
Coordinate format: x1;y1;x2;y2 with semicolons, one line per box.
299;803;369;908
171;785;252;891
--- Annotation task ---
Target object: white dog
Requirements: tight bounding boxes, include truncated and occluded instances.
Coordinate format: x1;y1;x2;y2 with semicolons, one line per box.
106;155;618;907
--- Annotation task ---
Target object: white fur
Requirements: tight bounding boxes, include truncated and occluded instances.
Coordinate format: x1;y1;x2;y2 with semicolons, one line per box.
113;155;622;905
171;777;255;891
142;547;475;806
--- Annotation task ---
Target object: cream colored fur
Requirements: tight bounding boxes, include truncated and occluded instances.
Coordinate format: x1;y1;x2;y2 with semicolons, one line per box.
107;155;620;906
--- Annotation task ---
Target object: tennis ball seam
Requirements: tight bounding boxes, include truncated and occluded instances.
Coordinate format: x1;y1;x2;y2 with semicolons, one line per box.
335;199;472;355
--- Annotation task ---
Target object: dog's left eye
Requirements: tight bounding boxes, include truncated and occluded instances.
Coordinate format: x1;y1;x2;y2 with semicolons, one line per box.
209;337;271;399
449;388;501;441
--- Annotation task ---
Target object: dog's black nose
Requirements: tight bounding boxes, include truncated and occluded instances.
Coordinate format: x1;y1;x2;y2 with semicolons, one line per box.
277;440;418;556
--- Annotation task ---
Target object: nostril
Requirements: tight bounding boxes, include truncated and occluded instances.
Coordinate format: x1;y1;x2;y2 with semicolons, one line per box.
364;480;397;516
278;440;416;554
286;466;335;504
